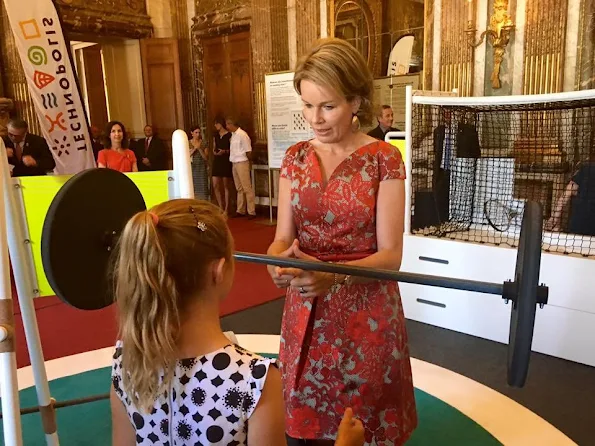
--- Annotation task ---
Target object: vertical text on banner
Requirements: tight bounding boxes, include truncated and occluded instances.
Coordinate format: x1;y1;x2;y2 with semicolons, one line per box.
2;0;96;174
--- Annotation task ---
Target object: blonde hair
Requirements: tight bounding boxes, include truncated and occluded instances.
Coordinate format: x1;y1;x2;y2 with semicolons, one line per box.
294;38;374;126
113;199;233;413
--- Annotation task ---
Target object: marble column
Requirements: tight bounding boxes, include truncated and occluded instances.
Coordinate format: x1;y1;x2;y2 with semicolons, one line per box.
171;0;201;131
432;0;441;91
252;0;290;144
577;0;594;89
288;0;298;68
296;0;320;58
423;0;435;90
563;0;582;92
472;0;488;96
511;0;527;95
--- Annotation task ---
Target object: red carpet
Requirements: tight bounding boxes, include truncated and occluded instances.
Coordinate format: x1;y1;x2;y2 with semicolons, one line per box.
13;218;280;368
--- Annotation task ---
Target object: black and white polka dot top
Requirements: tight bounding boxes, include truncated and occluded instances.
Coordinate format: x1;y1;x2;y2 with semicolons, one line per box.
111;341;276;445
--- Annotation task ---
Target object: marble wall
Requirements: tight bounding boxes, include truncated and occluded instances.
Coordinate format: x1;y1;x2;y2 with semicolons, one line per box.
426;0;592;96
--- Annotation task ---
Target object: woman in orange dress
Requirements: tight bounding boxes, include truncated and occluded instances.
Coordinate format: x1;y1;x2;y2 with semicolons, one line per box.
267;38;417;445
97;121;138;173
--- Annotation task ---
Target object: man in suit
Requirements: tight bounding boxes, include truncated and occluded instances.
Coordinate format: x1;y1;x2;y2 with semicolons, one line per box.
432;110;481;222
367;105;399;141
134;125;168;171
90;125;104;162
3;118;55;177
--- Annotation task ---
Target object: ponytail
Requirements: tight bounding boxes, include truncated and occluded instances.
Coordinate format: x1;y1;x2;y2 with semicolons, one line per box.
113;199;232;413
115;212;179;412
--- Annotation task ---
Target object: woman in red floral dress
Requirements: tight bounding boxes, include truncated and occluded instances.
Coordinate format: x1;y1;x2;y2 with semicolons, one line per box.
267;38;417;445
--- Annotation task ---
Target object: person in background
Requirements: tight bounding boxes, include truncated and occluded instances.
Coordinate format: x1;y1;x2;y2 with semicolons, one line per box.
134;125;168;171
226;117;256;219
97;121;138;173
367;105;399;141
189;125;210;200
90;125;104;161
3;118;55;176
211;117;234;214
267;38;417;445
546;149;595;236
109;198;365;446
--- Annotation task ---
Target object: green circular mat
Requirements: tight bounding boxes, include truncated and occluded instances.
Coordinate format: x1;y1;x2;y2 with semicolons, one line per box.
6;363;502;445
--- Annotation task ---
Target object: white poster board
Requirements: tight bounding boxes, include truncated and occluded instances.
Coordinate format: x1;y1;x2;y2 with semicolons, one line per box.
265;71;315;169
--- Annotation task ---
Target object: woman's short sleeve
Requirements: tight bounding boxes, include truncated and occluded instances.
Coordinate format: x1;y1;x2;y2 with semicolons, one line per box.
378;143;406;181
97;149;107;167
128;150;137;164
280;143;303;180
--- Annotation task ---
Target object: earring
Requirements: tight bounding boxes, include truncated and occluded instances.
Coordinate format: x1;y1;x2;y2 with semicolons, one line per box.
352;114;361;132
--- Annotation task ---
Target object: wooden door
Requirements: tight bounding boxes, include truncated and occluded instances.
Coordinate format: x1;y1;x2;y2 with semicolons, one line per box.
202;31;254;143
81;45;109;129
140;38;184;150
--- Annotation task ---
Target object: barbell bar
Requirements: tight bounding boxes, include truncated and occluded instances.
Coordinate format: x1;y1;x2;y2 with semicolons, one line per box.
39;168;548;388
235;251;505;296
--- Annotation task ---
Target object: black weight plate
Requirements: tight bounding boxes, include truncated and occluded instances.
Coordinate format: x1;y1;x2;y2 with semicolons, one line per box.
41;169;147;310
507;201;542;387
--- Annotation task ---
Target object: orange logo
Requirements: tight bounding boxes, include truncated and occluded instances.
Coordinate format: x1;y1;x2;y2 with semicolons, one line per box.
33;70;55;90
19;19;41;40
45;112;67;133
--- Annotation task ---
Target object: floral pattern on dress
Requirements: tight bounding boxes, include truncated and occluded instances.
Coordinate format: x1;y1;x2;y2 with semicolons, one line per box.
279;140;417;445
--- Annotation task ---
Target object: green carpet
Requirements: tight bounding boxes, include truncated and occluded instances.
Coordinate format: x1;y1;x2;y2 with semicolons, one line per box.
4;360;502;445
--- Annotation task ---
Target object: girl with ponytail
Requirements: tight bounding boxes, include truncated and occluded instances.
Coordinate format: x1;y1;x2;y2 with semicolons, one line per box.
109;199;285;445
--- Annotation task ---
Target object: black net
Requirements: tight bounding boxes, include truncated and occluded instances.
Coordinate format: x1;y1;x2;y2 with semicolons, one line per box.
410;97;595;258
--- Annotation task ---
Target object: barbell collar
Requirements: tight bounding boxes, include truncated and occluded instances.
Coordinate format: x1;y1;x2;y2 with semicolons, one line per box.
234;252;505;296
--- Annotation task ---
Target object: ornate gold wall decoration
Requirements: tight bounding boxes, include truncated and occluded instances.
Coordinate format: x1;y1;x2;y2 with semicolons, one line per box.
55;0;152;39
329;0;382;76
523;0;569;94
439;0;473;96
466;0;514;89
333;0;376;72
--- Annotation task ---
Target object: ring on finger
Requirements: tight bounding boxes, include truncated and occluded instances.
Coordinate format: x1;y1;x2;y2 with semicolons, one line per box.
299;286;306;294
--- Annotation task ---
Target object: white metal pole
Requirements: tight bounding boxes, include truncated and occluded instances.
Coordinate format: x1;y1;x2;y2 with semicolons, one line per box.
1;142;58;446
172;129;194;199
0;138;23;446
404;85;414;235
268;168;273;223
